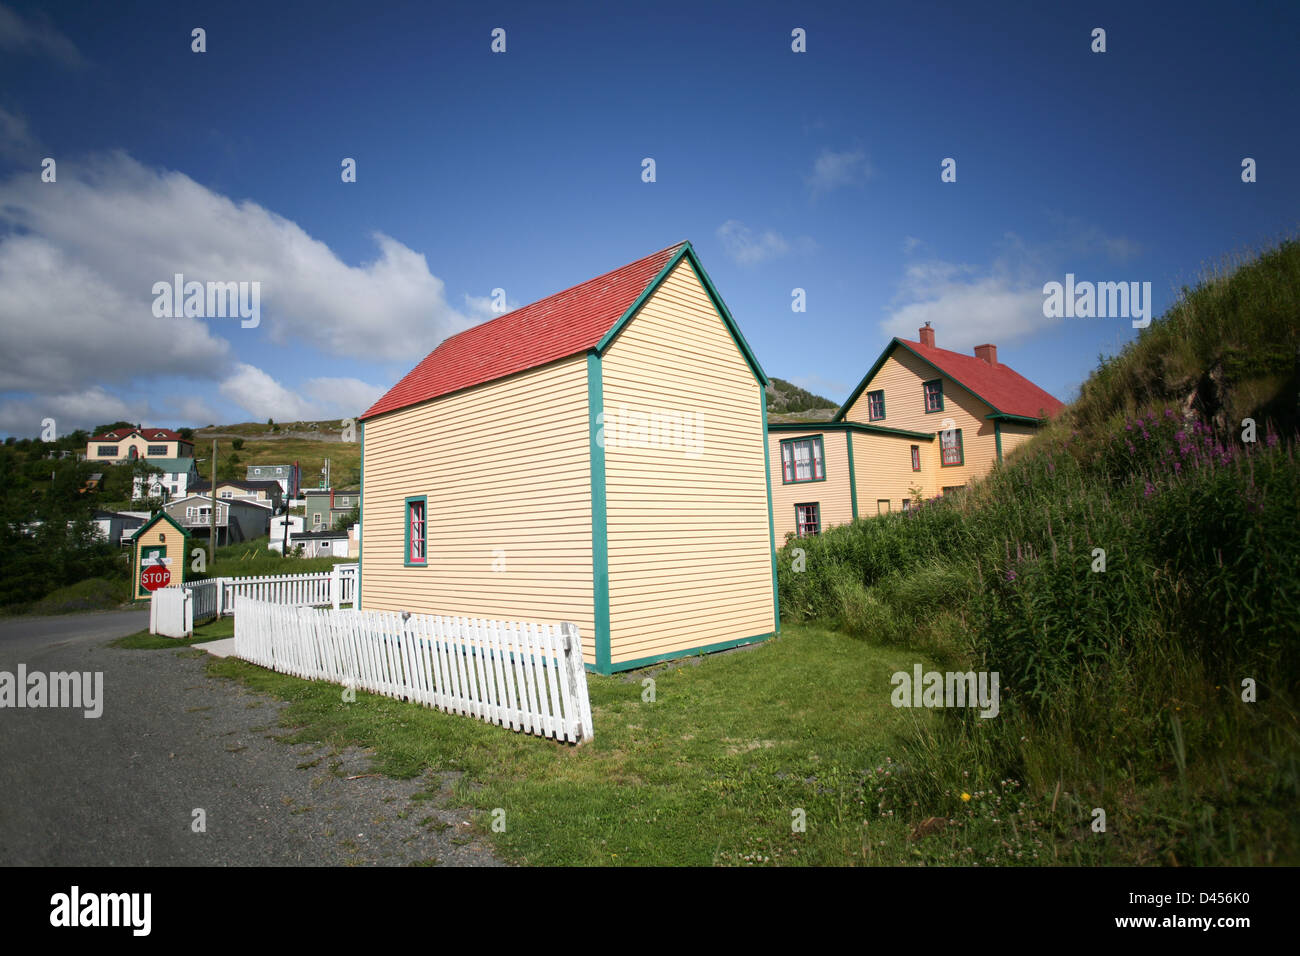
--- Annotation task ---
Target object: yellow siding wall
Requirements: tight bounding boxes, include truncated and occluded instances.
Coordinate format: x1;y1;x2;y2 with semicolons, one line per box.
360;356;597;664
844;349;996;490
768;430;853;542
848;432;934;512
86;436;187;461
999;422;1038;460
601;259;775;666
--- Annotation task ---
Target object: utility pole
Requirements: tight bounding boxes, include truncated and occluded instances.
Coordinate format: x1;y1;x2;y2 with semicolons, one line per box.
209;438;217;563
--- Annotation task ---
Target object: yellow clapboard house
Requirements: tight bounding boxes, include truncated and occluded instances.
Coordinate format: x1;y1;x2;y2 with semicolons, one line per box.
770;323;1065;541
358;242;779;674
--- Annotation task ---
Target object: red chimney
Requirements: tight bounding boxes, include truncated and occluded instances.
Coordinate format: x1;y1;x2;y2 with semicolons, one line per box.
918;323;935;348
974;344;998;367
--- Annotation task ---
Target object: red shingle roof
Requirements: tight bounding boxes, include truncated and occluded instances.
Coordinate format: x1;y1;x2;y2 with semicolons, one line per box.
91;427;190;442
361;242;687;420
898;339;1065;419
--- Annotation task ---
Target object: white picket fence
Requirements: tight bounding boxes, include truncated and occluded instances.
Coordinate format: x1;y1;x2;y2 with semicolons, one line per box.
234;598;594;744
166;564;357;619
152;564;358;638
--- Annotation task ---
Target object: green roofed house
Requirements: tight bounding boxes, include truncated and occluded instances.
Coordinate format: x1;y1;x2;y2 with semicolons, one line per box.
358;241;779;674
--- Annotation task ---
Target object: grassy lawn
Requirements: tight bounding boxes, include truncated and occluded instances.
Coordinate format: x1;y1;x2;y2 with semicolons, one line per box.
111;616;234;649
194;623;1043;866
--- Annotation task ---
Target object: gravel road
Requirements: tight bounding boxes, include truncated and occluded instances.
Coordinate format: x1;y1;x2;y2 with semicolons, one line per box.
0;610;502;866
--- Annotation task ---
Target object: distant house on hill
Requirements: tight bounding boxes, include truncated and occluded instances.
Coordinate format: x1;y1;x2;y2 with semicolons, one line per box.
303;488;358;531
288;529;351;558
162;494;270;545
86;427;193;462
91;509;145;547
191;478;284;512
132;458;201;501
245;462;300;499
770;323;1064;539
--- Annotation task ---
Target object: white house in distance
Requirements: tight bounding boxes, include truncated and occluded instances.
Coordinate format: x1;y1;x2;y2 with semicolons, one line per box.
245;462;300;499
132;458;201;501
268;513;305;552
288;529;352;558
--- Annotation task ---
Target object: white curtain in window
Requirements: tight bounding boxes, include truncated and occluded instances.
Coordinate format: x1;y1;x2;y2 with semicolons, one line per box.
795;442;812;480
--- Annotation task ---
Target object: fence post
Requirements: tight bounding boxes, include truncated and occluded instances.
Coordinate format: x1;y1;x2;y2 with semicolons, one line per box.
183;589;193;637
332;564;341;611
560;622;593;743
215;577;225;618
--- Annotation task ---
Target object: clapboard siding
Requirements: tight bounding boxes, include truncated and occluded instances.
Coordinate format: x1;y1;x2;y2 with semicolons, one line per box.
768;429;854;541
999;421;1038;460
847;431;932;513
843;349;996;489
601;258;774;664
360;355;597;664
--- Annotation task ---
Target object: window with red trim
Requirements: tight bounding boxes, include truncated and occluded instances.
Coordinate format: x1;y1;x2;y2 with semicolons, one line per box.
795;502;820;537
406;498;426;565
780;437;825;483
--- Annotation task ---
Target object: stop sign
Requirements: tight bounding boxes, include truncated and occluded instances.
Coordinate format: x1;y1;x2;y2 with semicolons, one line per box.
141;565;171;591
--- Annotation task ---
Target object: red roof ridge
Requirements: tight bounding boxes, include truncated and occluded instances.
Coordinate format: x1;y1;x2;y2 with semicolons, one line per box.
897;337;1066;419
361;241;690;420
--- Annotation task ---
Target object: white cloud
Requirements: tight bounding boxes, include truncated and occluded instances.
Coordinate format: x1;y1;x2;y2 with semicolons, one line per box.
806;148;871;195
0;3;84;67
0;233;229;393
301;376;387;418
462;291;520;320
218;364;386;422
716;219;814;266
881;266;1051;351
0;151;474;367
880;226;1144;351
0;387;144;438
219;364;318;422
901;236;925;255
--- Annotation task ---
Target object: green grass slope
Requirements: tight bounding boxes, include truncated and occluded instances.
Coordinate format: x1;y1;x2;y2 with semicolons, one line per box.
778;238;1300;864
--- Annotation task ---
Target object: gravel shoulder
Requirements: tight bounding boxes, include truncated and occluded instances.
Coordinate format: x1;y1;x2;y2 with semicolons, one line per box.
0;620;502;866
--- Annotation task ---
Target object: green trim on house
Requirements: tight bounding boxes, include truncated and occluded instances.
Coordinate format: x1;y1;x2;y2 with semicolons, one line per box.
403;495;428;566
866;389;886;421
595;242;769;388
129;511;191;598
834;337;1050;424
768;421;936;441
922;378;945;414
846;431;859;520
994;419;1003;463
761;394;780;634
986;412;1046;425
778;434;827;484
940;428;965;467
794;501;822;537
587;352;612;675
602;632;776;673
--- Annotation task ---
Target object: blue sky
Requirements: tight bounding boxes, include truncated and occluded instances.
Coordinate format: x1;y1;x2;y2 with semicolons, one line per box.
1;0;1296;437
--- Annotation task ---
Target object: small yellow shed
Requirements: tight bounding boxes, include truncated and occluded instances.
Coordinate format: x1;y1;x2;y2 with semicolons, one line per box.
128;511;191;599
358;242;779;673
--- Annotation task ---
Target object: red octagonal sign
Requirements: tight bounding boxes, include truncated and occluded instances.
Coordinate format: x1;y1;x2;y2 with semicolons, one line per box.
141;566;171;591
